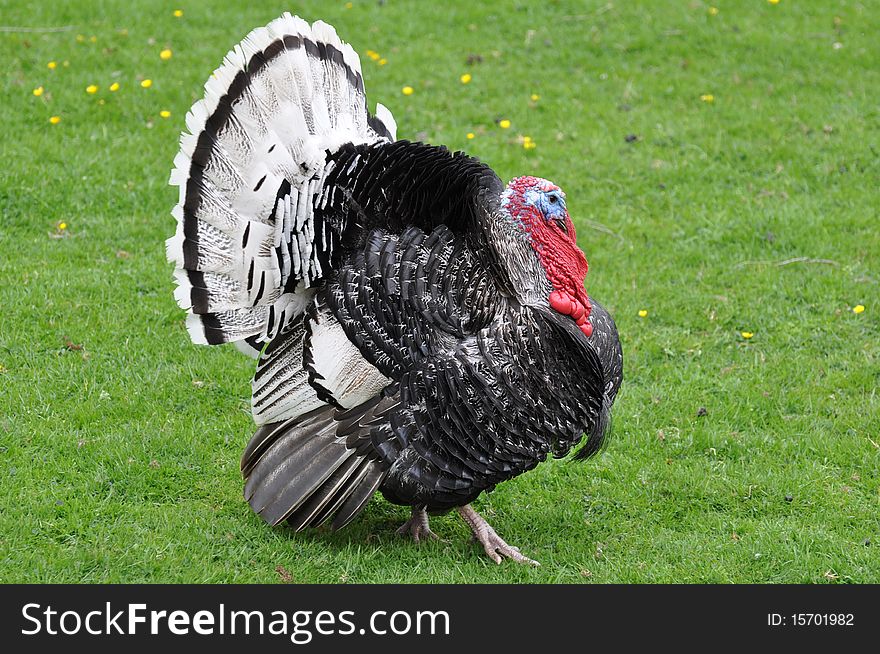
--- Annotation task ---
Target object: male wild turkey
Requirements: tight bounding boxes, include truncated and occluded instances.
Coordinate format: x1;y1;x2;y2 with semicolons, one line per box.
167;13;622;565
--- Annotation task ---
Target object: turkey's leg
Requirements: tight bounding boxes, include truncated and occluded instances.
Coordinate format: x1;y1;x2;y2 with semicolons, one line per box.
396;506;439;543
457;504;540;566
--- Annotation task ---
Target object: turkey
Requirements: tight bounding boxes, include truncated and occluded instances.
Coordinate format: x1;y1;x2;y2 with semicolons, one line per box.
167;13;623;565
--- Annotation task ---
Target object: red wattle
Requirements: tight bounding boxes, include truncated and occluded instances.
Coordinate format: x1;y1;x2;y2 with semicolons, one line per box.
549;291;572;315
550;291;594;338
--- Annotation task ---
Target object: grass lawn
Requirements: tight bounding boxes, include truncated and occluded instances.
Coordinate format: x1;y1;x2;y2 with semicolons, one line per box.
1;0;877;583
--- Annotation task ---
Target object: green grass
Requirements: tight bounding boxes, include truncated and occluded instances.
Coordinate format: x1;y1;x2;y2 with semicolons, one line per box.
1;0;878;583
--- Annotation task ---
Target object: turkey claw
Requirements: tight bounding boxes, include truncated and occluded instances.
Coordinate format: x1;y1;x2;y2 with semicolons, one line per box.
457;504;540;566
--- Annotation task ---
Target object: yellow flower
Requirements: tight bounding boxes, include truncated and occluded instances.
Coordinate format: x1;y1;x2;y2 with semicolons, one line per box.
75;34;84;43
522;136;536;150
708;7;719;16
499;119;511;129
378;58;387;66
173;9;183;17
853;305;865;314
768;0;780;4
89;35;97;43
460;73;472;84
160;110;171;119
49;115;61;125
466;132;475;140
140;79;153;88
86;84;98;94
33;86;44;97
741;331;754;339
700;94;715;103
638;310;648;318
160;49;173;61
401;85;414;96
47;61;57;70
530;93;540;102
58;222;67;230
345;2;353;8
366;50;380;61
109;82;120;92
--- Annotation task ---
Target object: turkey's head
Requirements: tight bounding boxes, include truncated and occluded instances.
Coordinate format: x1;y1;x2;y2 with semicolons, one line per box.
503;176;593;337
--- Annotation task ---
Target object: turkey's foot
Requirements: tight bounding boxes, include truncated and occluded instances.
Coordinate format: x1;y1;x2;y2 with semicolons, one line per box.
456;504;540;566
396;506;439;543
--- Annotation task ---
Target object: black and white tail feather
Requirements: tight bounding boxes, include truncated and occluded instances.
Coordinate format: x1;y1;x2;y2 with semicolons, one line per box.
167;13;396;358
167;14;399;529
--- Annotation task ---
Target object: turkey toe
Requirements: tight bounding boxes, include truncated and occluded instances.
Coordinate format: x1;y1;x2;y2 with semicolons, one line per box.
457;504;540;566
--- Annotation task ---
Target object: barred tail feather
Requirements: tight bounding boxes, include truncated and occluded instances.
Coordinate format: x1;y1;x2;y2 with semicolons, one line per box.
167;13;397;351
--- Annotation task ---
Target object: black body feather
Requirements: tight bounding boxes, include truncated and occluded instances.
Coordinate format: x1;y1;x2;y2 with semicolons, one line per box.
239;141;622;524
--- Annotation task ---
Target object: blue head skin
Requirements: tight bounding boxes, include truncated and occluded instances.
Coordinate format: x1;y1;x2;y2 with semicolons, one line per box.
524;187;569;233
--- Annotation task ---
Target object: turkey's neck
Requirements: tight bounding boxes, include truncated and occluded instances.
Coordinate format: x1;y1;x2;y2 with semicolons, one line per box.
482;209;552;305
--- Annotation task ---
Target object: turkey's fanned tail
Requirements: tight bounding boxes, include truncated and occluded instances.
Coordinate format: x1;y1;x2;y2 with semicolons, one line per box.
167;13;396;355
